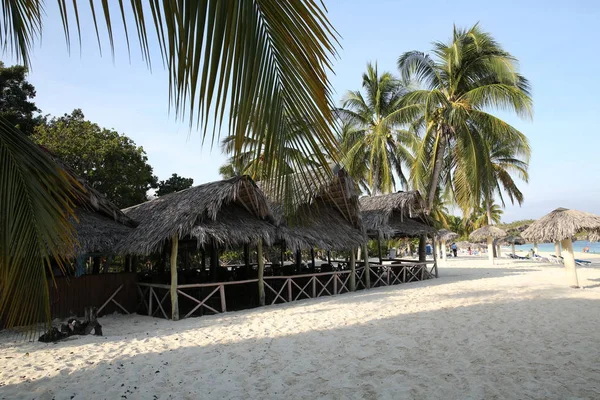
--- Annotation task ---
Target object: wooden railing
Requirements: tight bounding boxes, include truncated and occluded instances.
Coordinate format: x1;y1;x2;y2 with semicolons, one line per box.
136;261;435;320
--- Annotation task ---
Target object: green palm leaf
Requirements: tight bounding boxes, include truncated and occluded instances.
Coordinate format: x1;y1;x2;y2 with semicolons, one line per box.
0;119;78;331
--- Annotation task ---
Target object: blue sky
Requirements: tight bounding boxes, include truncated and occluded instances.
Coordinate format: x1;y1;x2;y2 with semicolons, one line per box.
8;1;599;222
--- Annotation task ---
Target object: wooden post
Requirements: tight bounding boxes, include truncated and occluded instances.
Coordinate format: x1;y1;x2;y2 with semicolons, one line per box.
554;241;561;258
534;241;539;255
560;238;580;288
170;234;179;321
327;250;332;267
311;248;316;269
496;244;501;258
349;248;356;291
432;236;438;278
257;242;265;306
281;242;286;265
287;279;292;301
511;242;516;256
362;243;370;289
219;284;227;312
377;238;383;264
487;236;494;265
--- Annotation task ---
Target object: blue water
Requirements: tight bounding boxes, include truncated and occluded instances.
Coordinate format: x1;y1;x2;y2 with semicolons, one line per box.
512;241;600;254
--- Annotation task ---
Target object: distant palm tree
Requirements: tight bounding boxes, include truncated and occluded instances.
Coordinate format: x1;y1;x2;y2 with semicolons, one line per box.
219;120;319;181
1;1;338;329
397;24;533;216
336;63;416;194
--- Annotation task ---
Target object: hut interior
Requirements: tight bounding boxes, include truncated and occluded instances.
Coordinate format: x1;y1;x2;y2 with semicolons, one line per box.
359;191;438;283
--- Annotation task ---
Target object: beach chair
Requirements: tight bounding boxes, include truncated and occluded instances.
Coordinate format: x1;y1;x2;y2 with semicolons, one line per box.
575;259;592;266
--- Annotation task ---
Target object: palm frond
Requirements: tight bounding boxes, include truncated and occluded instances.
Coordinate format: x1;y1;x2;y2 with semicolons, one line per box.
0;118;78;331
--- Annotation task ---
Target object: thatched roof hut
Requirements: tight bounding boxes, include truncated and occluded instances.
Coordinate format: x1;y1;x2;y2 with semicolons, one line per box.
261;167;364;251
521;207;600;243
503;235;525;245
469;225;507;242
41;146;136;255
437;229;459;242
118;176;277;255
359;191;435;239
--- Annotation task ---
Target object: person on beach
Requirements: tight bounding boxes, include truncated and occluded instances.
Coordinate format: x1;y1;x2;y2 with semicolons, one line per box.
468;246;472;255
451;242;458;257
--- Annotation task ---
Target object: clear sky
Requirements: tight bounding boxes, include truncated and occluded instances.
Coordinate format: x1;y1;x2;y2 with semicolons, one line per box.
7;1;600;222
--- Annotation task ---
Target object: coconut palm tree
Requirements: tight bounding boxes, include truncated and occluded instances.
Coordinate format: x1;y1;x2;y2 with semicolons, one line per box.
397;24;533;216
218;119;320;181
1;1;338;329
336;63;416;194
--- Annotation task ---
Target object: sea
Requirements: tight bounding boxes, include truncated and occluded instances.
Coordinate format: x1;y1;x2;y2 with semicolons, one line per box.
510;241;600;254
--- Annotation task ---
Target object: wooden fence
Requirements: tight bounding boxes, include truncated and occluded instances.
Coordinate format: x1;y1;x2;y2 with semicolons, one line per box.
49;272;137;319
136;262;435;320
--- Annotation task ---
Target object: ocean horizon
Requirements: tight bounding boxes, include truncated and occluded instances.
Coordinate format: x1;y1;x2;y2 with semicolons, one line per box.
511;241;600;254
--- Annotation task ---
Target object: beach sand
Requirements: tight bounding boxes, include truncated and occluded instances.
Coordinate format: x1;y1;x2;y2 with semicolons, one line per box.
1;256;600;399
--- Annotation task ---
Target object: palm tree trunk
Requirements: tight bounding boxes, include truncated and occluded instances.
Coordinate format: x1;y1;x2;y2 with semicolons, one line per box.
425;134;446;215
486;198;493;225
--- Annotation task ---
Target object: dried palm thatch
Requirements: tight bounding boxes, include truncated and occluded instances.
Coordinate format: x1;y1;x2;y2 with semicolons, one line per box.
118;176;277;255
262;167;364;251
42;146;136;255
360;192;435;239
71;209;134;254
469;225;507;241
521;207;600;243
437;229;459;242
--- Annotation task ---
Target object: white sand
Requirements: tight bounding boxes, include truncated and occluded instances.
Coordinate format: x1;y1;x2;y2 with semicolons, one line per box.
1;256;600;399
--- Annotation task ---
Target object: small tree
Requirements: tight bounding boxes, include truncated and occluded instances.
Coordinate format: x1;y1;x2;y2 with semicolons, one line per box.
0;61;41;135
156;174;194;197
34;109;158;208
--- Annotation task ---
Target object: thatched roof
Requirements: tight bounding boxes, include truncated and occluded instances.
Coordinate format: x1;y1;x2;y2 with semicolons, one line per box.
437;229;459;242
72;209;134;254
360;192;435;239
118;176;277;255
260;167;364;251
504;235;526;245
521;207;600;243
41;146;136;255
469;225;507;241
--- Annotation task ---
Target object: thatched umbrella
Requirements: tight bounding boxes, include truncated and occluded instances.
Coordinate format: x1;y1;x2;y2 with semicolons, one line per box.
504;235;525;256
469;225;507;264
521;207;600;287
436;229;459;262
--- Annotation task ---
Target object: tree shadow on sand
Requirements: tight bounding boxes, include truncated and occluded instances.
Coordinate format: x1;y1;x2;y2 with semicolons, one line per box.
2;296;600;400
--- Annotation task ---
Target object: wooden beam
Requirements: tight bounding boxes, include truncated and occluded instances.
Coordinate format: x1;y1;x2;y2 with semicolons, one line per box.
170;234;179;321
362;243;370;289
258;242;265;306
349;247;356;291
560;238;580;288
431;236;438;278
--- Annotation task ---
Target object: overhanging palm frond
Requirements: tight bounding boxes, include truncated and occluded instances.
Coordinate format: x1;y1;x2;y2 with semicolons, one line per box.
0;118;78;331
4;0;340;207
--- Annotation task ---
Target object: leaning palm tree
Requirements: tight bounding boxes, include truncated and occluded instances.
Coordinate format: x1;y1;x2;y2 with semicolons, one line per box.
397;24;533;216
1;1;338;329
336;63;415;194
